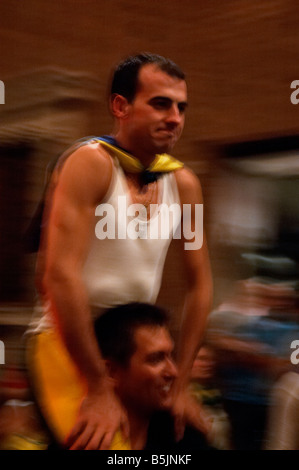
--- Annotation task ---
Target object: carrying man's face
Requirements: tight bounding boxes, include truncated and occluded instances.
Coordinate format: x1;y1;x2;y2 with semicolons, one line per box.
113;325;178;415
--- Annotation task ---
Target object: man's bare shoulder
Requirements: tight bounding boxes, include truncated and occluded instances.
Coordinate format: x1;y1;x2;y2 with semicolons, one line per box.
174;166;203;204
60;141;113;176
54;142;114;204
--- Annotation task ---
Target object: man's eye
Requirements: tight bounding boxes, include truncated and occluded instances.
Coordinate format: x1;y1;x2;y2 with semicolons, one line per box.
178;104;187;114
147;353;163;364
153;101;169;109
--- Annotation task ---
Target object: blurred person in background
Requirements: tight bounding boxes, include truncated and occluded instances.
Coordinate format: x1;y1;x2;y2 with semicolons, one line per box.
265;294;299;450
265;367;299;450
189;343;232;450
207;279;298;450
26;52;213;450
0;365;49;450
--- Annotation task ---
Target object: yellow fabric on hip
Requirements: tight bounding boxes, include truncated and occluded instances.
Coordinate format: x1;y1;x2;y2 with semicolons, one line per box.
27;329;131;450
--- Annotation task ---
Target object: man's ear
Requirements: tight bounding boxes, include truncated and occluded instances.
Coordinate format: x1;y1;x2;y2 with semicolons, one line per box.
110;93;131;119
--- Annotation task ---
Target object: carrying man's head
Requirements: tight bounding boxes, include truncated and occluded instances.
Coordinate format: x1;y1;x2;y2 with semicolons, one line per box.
94;302;177;416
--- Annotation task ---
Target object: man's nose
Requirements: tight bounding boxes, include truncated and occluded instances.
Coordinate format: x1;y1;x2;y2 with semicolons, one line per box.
166;105;182;125
164;357;178;378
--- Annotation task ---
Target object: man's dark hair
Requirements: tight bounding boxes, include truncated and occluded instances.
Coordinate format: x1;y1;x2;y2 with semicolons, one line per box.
94;302;169;367
110;52;185;102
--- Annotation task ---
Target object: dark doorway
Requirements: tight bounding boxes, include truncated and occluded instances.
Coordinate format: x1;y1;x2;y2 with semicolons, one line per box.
0;145;31;302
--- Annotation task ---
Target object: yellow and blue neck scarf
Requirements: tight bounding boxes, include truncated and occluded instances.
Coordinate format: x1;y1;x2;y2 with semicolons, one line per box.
24;135;184;253
96;135;184;185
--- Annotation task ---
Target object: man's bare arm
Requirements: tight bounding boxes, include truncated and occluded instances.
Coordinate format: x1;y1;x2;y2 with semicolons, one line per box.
173;168;213;436
175;167;213;385
42;144;127;449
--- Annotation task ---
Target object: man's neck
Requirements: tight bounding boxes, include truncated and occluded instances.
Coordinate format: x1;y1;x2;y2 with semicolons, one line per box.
113;132;156;169
126;408;150;450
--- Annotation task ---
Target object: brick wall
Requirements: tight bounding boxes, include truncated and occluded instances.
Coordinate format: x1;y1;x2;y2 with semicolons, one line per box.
1;0;299;147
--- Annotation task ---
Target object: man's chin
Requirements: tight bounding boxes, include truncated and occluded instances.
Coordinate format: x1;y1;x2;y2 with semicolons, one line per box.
159;395;175;411
153;138;177;154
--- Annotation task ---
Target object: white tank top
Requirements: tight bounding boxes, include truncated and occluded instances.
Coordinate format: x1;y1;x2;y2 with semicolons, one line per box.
82;160;181;311
30;159;181;331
